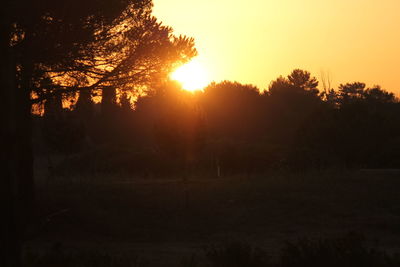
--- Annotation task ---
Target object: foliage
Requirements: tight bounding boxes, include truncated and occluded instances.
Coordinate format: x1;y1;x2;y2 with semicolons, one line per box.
37;68;400;175
23;245;148;267
1;1;196;266
280;233;400;267
205;242;270;267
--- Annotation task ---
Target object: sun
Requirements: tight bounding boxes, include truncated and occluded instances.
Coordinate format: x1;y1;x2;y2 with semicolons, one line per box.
171;59;209;92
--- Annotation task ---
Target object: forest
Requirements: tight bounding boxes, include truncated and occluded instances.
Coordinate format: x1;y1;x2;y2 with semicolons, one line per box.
1;0;400;266
38;70;400;176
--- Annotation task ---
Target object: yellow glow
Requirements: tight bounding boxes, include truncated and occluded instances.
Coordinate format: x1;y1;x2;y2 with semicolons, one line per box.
154;0;400;95
171;59;209;92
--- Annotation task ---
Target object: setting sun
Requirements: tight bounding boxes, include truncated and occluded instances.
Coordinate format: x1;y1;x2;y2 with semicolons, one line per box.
171;59;209;91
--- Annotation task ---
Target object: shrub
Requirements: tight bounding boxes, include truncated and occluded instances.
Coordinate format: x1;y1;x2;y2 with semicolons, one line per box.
205;242;270;267
280;232;400;267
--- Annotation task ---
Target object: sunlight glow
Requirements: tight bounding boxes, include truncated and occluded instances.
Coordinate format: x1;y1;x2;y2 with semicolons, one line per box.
154;0;400;95
171;59;209;91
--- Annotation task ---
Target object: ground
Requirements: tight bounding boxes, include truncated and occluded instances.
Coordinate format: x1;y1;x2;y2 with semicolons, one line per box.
28;165;400;266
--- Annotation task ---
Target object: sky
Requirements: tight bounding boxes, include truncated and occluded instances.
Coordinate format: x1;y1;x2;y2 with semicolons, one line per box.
153;0;400;94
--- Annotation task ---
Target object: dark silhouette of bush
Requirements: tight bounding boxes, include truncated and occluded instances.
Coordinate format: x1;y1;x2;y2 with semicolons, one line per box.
202;234;400;267
205;242;270;267
280;233;400;267
23;244;147;267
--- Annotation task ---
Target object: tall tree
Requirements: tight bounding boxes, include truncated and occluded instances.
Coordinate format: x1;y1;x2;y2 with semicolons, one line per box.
200;81;263;140
265;69;322;146
0;1;158;266
92;15;196;117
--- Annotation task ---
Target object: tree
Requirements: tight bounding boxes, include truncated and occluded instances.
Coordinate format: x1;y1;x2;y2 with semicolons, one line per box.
268;69;319;97
35;10;197;147
93;16;196;117
330;83;399;167
200;81;263;140
265;70;322;145
1;1;169;266
29;7;196;117
337;82;396;106
338;82;366;103
287;69;319;93
134;81;206;174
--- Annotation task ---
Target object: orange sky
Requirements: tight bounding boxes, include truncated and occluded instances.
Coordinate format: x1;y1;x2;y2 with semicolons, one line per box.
153;0;400;94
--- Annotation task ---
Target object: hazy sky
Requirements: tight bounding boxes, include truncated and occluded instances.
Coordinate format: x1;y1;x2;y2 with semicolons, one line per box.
153;0;400;94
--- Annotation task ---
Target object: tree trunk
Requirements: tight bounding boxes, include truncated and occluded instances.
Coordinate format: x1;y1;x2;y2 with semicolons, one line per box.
0;29;35;267
17;59;35;241
101;87;117;116
0;30;22;267
75;88;93;117
44;93;63;118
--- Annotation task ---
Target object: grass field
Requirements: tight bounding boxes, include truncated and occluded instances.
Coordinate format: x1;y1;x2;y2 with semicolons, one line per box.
28;166;400;266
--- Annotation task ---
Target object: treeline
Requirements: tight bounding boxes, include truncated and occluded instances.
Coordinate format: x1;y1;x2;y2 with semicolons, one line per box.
37;69;400;175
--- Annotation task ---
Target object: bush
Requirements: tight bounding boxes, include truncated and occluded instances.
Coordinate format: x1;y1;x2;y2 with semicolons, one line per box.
205;242;270;267
23;243;147;267
280;232;400;267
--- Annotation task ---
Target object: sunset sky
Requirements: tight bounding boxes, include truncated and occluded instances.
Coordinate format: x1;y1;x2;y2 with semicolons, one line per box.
153;0;400;94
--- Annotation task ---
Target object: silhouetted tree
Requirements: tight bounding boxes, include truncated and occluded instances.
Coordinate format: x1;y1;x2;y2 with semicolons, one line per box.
266;70;322;147
0;1;160;266
287;69;319;93
94;18;196;116
75;88;94;118
200;81;263;140
327;83;400;167
133;81;206;174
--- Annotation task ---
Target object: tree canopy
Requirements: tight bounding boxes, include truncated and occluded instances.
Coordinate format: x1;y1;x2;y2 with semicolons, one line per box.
1;1;197;266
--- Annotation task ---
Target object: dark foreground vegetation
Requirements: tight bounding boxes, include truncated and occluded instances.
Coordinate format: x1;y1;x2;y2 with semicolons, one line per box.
27;170;400;266
22;235;400;267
